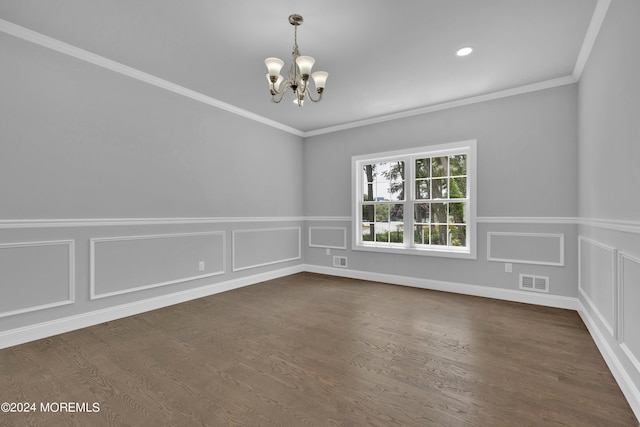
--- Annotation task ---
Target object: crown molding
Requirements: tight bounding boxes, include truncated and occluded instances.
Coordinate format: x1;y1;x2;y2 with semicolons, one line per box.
573;0;612;80
1;0;607;139
303;76;578;137
0;19;304;137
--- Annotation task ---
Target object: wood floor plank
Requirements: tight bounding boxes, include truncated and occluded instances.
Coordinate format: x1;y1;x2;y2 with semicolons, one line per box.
0;272;637;426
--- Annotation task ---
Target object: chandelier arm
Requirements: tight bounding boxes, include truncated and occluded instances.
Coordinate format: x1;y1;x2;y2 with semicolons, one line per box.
271;81;293;102
304;86;323;103
271;91;286;103
270;79;291;96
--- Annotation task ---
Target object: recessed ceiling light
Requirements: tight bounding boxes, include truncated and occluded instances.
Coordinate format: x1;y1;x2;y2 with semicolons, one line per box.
456;47;473;57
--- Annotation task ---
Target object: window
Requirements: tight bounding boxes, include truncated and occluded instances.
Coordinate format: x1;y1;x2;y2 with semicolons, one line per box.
352;140;476;259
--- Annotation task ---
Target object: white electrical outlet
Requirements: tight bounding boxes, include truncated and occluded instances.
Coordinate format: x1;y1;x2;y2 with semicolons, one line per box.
198;261;205;271
505;263;512;273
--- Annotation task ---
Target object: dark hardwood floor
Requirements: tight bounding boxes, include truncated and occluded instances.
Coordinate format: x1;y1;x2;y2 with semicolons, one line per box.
1;272;637;426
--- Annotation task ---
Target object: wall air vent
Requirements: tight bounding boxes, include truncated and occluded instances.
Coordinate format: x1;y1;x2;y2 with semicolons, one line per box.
333;256;348;268
519;274;549;293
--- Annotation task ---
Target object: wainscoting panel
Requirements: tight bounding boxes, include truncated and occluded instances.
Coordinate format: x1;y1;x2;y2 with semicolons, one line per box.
90;232;225;299
232;227;301;272
0;240;75;317
579;236;617;338
487;232;564;265
309;227;347;249
619;252;640;374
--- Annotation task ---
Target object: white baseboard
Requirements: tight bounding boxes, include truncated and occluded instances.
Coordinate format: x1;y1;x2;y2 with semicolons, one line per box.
303;264;579;310
305;264;639;420
577;300;640;421
2;263;576;350
2;262;637;422
0;265;304;350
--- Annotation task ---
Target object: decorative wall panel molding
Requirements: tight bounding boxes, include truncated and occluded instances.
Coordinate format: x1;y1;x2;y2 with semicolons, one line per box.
90;232;225;299
232;227;301;272
487;232;564;266
0;240;75;318
578;236;617;338
618;251;640;374
577;299;640;421
0;265;304;350
309;227;347;249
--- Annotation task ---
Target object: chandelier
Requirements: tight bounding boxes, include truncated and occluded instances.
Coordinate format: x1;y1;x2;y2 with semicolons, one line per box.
264;14;328;107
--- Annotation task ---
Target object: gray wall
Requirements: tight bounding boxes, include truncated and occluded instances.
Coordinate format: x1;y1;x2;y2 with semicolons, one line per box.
0;32;304;335
577;0;640;410
0;36;303;219
305;85;578;218
304;85;579;297
2;5;639;415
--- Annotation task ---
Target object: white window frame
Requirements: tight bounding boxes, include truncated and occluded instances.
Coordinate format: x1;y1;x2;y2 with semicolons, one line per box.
351;140;477;259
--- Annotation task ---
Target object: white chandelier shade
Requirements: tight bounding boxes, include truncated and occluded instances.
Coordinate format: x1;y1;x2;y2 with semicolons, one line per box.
264;14;328;107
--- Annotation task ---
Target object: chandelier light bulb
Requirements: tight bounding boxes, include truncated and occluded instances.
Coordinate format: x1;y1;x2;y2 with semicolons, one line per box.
311;71;329;93
265;57;284;80
295;56;315;78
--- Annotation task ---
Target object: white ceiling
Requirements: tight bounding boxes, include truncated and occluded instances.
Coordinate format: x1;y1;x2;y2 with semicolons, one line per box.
0;0;600;134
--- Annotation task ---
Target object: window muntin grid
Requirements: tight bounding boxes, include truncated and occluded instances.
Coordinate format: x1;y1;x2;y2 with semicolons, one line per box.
353;142;475;258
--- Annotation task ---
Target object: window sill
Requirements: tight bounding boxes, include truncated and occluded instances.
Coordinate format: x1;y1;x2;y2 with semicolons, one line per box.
353;243;476;260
